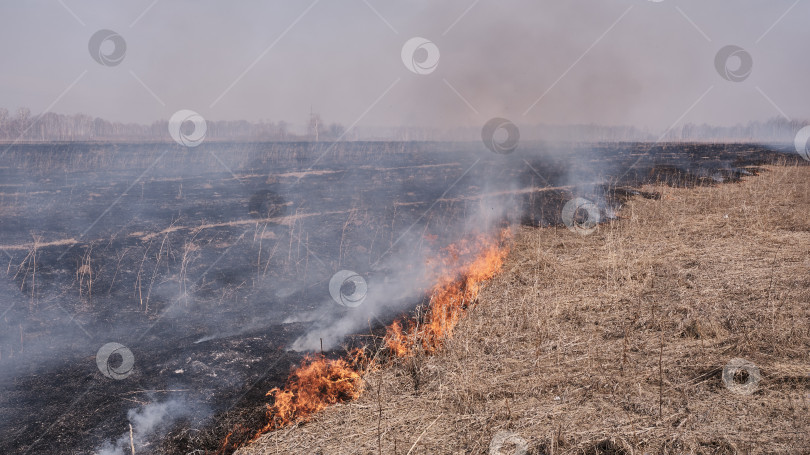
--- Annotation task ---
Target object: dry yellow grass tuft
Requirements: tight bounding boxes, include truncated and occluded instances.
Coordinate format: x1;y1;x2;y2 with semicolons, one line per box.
239;164;810;455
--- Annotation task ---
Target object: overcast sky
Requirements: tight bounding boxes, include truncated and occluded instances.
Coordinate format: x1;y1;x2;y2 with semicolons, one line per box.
0;0;807;131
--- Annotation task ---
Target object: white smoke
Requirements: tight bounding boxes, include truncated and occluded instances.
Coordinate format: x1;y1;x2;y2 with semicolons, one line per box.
95;399;193;455
288;186;519;352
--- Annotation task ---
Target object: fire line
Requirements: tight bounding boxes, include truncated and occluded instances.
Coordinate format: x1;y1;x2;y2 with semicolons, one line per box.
219;228;511;453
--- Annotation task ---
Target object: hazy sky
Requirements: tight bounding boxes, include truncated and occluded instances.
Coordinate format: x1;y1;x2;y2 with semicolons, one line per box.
0;0;807;131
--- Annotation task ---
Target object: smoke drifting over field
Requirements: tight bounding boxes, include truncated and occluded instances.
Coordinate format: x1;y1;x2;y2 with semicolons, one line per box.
289;188;521;352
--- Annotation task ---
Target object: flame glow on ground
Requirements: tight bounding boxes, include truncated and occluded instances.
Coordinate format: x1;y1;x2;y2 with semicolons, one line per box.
220;229;511;452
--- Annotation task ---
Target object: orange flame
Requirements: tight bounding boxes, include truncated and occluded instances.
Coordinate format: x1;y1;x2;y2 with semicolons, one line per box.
236;229;510;448
252;352;365;437
214;424;251;455
215;429;235;455
385;229;510;356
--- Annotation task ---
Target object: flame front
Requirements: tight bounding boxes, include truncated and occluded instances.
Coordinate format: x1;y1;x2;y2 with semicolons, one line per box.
385;229;510;356
253;354;364;436
227;229;510;451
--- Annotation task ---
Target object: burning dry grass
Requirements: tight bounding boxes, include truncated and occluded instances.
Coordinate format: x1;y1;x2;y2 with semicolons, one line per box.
239;164;810;455
222;231;511;452
386;231;511;357
257;353;366;434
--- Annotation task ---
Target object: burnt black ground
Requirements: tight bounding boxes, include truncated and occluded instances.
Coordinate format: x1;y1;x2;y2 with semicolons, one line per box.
0;141;802;454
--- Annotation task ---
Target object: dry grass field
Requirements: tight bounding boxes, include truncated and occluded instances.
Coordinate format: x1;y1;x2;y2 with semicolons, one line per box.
239;164;810;455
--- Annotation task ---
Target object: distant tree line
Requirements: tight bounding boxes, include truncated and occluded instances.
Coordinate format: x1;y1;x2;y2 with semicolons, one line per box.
674;117;806;142
0;107;347;142
0;106;804;143
389;117;808;143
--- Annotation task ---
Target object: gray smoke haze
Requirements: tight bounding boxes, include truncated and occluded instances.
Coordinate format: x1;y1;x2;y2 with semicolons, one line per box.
290;186;521;352
0;1;808;132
